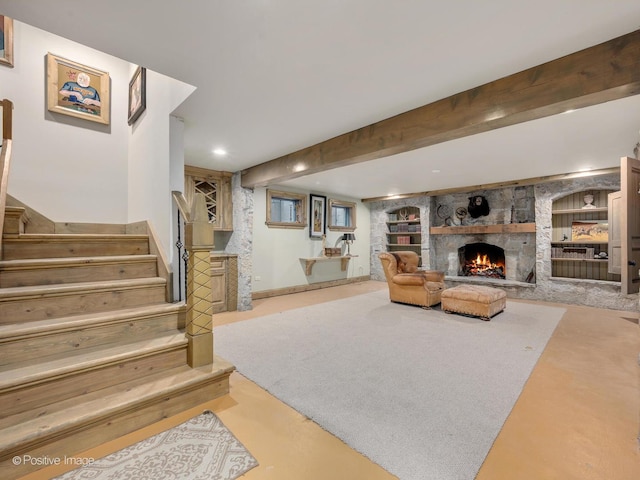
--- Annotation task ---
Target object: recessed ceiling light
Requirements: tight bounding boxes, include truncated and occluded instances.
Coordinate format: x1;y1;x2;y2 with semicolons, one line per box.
432;169;441;173
212;148;227;156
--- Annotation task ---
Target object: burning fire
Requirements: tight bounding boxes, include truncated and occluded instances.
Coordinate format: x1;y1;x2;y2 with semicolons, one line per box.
464;253;505;278
473;253;491;268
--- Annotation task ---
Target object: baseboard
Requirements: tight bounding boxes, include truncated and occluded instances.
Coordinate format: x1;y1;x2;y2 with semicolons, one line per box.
252;275;371;300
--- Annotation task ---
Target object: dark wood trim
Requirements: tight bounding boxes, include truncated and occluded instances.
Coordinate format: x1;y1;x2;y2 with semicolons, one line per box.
252;275;371;300
2;99;13;140
241;30;640;189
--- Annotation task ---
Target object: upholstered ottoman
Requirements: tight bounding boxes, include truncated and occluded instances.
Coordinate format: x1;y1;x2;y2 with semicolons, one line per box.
441;284;506;321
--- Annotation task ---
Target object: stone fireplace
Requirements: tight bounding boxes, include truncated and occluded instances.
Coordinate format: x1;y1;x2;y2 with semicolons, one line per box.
430;186;537;284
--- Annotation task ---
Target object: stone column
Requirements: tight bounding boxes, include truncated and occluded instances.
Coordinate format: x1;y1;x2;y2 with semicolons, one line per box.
184;194;214;367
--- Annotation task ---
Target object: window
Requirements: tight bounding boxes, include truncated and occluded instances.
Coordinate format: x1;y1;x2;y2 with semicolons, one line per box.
266;189;307;228
328;198;356;231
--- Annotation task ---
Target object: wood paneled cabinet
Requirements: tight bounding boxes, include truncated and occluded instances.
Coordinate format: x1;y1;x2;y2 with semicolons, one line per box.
551;190;619;282
210;253;238;313
185;166;233;231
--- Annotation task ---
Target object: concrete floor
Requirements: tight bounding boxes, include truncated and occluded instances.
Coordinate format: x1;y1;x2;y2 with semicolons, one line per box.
19;281;640;480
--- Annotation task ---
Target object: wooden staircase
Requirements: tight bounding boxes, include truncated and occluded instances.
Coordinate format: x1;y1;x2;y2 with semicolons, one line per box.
0;206;234;479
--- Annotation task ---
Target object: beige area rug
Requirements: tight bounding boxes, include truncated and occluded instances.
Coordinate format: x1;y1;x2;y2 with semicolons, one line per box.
54;411;258;480
216;290;565;480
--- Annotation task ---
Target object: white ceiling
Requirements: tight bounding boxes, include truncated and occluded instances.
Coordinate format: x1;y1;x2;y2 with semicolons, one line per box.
2;0;640;200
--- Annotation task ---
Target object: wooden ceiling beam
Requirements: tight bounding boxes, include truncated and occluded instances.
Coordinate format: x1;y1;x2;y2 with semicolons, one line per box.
241;29;640;189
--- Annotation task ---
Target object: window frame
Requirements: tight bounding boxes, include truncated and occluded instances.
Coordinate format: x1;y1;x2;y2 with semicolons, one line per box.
266;189;307;228
328;198;357;232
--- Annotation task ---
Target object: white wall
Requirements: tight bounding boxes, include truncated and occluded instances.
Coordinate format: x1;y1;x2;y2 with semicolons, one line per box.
0;20;195;260
127;68;194;256
2;21;130;223
252;186;370;292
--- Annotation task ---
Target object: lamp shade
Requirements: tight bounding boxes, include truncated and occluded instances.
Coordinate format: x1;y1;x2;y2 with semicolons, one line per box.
342;233;356;241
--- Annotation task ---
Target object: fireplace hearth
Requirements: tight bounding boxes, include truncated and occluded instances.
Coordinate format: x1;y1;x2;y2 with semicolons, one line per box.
458;242;506;279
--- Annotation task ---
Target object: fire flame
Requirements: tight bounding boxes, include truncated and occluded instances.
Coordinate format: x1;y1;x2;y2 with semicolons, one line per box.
474;253;490;267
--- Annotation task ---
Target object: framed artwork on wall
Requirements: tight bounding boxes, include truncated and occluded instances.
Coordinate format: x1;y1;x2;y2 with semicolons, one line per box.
128;66;146;125
571;221;608;242
46;53;110;125
0;15;14;68
309;194;326;238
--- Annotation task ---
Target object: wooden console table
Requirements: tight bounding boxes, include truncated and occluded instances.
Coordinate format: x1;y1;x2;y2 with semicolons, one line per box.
300;255;358;275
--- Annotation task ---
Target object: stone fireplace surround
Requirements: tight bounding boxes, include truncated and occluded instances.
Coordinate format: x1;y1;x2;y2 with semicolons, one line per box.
369;173;636;311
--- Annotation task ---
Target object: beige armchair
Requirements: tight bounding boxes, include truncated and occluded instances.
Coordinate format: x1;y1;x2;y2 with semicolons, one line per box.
378;251;445;308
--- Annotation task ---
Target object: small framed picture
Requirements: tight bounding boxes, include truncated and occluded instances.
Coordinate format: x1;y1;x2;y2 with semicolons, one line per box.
46;53;110;125
0;15;14;68
128;66;146;125
309;194;326;238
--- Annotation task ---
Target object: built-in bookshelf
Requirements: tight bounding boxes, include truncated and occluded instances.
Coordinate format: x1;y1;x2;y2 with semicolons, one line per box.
386;206;421;266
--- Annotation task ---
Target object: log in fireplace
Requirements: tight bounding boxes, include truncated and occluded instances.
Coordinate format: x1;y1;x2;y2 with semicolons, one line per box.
458;242;506;279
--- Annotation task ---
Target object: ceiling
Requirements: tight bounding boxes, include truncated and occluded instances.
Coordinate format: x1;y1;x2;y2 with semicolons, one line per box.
2;1;640;200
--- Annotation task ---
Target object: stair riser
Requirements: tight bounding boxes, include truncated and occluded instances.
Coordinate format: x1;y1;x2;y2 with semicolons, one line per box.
2;239;149;260
0;372;231;479
0;313;183;367
0;347;187;419
0;260;158;288
0;285;166;323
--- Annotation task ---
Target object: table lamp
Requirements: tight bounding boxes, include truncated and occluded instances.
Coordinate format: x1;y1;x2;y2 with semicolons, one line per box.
342;233;355;256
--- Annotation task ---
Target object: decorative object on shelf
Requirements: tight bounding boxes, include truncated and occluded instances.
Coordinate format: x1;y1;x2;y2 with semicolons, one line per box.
571;221;608;242
342;233;356;256
398;208;409;221
436;204;452;220
321;234;327;255
46;53;110;125
128;66;146;125
582;192;596;209
0;15;14;68
468;195;490;218
455;207;467;222
324;247;341;257
309;194;326;238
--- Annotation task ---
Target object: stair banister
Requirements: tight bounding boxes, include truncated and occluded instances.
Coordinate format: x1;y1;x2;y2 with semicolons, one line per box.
172;190;215;367
1;99;14;259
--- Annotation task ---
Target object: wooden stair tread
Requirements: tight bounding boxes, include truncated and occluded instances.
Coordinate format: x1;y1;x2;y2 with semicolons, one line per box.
0;277;166;299
0;303;185;340
5;233;149;240
0;333;188;389
0;254;157;269
0;358;235;456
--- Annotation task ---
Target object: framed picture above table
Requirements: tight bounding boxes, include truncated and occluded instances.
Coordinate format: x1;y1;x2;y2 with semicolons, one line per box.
309;194;326;238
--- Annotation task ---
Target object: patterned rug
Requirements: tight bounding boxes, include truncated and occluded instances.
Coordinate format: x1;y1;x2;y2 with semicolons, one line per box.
55;411;258;480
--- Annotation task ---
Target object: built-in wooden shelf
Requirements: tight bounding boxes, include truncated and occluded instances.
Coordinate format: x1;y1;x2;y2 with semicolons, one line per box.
300;255;358;275
551;241;608;245
552;207;607;215
429;223;536;235
551;258;608;262
387;219;420;224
